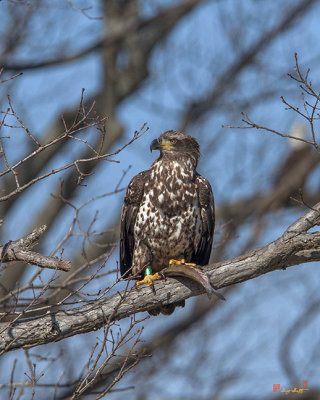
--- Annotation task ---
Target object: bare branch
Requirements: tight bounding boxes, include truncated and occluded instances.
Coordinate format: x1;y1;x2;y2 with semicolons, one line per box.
224;111;316;145
0;203;319;353
0;67;22;83
0;122;148;202
0;226;71;272
225;54;320;153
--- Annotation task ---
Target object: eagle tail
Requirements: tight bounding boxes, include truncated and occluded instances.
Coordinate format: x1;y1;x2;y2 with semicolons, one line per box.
148;300;185;316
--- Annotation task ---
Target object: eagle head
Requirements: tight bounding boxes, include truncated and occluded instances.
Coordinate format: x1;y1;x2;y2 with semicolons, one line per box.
150;130;200;168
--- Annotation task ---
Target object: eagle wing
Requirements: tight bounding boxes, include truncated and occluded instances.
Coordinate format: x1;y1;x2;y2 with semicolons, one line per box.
192;174;215;266
120;170;148;277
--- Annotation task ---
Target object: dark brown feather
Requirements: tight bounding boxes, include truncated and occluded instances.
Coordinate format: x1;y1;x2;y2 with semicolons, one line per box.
192;173;215;265
120;170;149;277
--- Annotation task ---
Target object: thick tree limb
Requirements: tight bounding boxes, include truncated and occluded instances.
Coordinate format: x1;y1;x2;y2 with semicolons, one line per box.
0;225;71;272
0;203;319;354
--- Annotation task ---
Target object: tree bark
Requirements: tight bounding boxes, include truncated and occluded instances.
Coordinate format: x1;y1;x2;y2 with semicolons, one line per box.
0;203;319;354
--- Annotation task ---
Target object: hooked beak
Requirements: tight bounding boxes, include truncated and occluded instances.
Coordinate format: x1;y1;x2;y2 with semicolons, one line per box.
150;138;175;152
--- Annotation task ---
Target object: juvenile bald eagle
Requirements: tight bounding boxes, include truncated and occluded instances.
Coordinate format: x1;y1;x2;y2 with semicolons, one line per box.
120;130;216;315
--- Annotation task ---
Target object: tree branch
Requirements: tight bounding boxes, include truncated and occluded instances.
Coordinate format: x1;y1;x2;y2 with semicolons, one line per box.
0;226;71;272
0;203;319;354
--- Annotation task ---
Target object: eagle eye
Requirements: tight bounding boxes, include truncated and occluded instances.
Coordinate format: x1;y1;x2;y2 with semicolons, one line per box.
170;139;177;144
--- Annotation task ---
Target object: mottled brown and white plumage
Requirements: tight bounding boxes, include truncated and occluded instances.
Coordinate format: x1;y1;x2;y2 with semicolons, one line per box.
120;130;215;315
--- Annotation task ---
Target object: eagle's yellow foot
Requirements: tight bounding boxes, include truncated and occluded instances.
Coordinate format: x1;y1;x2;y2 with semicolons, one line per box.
136;272;161;286
169;258;197;267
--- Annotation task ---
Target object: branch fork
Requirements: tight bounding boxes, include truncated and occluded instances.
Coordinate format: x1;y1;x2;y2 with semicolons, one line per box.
0;225;71;272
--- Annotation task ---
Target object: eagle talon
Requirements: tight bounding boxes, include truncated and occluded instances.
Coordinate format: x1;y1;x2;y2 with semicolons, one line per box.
159;271;167;280
136;272;161;287
169;258;197;267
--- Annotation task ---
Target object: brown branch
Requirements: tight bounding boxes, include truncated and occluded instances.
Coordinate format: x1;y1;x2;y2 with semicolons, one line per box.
0;123;148;202
226;54;320;154
0;0;205;222
0;203;319;354
0;226;71;272
226;111;316;145
0;68;22;83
